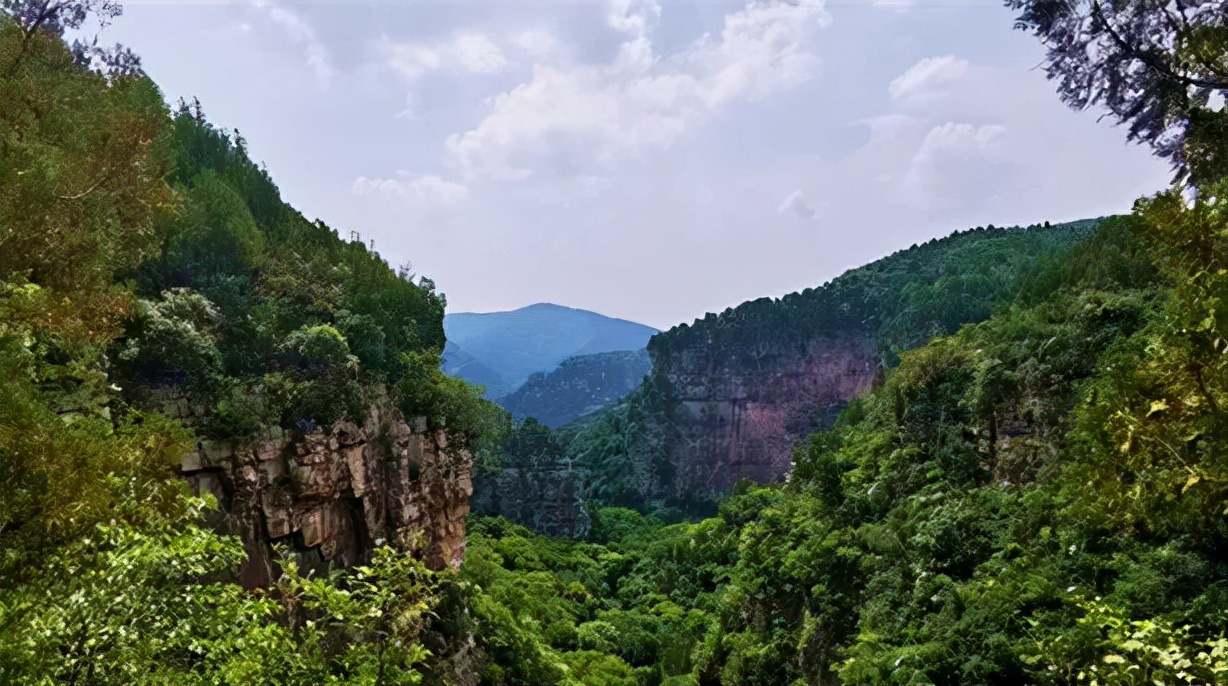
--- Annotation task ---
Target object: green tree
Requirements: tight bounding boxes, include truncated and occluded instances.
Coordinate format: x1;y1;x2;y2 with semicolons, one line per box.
0;10;170;295
1005;0;1228;183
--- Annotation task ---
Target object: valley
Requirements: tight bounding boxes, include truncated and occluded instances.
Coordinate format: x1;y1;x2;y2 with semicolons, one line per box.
2;2;1227;685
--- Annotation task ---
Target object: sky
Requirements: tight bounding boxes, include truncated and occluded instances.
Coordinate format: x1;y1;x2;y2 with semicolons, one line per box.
103;0;1172;330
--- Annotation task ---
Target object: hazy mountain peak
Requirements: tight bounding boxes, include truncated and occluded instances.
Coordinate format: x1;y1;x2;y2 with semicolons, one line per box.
442;303;657;398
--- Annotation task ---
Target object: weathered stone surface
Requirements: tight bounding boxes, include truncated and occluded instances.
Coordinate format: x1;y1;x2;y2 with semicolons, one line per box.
654;335;878;501
472;335;878;533
177;401;472;587
181;451;202;472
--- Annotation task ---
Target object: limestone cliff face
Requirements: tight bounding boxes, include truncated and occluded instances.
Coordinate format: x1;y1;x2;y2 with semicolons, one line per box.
470;333;882;530
485;222;1098;524
651;335;879;501
170;399;471;587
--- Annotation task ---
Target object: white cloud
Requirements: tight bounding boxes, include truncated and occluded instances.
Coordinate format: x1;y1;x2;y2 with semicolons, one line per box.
902;122;1009;211
512;29;559;58
382;41;441;80
698;0;829;108
352;172;469;205
608;0;661;38
889;55;969;104
445;0;831;181
251;0;333;86
379;31;507;81
104;0;1177;331
450;32;508;74
858;114;921;145
777;190;821;220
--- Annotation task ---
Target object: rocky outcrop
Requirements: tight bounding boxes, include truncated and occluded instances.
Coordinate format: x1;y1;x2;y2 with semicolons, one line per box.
463;221;1100;529
653;335;879;501
175;401;471;587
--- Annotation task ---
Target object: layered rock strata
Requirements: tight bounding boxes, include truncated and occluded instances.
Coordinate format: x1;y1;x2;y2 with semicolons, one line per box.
471;457;582;538
174;402;471;587
654;335;879;500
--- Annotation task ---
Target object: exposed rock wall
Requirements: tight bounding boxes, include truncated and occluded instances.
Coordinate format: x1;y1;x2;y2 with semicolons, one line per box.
651;334;879;502
469;335;881;531
171;400;471;587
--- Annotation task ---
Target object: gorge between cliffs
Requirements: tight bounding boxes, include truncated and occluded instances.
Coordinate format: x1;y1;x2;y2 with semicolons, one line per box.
4;2;1228;685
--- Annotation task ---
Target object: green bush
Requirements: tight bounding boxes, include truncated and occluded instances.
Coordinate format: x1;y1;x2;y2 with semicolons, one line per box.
559;650;637;686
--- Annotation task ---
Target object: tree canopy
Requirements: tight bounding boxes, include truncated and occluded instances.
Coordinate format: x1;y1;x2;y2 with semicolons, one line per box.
1005;0;1228;183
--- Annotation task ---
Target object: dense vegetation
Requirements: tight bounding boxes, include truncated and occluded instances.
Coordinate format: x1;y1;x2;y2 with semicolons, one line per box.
650;219;1097;363
461;201;1228;684
455;2;1228;680
2;0;1227;684
500;349;652;429
0;6;498;682
558;219;1099;515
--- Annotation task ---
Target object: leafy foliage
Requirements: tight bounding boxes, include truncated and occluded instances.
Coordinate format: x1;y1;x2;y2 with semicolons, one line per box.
465;202;1228;684
1004;0;1228;183
1;487;447;684
0;8;492;683
562;220;1099;516
4;2;1228;684
650;221;1095;363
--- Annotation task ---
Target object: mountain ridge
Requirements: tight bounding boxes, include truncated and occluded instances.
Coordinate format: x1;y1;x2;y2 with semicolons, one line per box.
481;219;1103;531
498;348;653;428
442;302;657;399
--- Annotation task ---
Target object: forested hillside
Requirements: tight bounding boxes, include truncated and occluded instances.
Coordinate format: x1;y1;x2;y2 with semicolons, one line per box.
0;6;499;680
447;2;1228;682
458;188;1228;686
2;0;1227;685
560;220;1097;516
500;349;653;428
654;219;1097;363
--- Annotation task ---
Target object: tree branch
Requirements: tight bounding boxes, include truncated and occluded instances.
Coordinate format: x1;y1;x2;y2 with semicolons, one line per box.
1091;0;1228;92
54;168;112;200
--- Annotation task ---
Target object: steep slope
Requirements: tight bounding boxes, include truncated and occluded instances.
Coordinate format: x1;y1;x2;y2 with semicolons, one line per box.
443;303;657;397
0;11;488;682
567;220;1099;513
0;38;484;584
499;349;652;428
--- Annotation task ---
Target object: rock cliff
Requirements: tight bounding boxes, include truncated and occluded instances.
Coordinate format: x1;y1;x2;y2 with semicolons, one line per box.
167;397;471;587
471;454;583;538
654;335;878;500
558;221;1100;519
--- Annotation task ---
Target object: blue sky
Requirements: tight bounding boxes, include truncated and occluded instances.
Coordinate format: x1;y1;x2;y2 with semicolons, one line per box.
107;0;1170;329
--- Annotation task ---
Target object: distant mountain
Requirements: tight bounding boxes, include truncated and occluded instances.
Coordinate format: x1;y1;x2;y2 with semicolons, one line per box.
499;349;653;428
442;303;658;398
440;342;507;397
